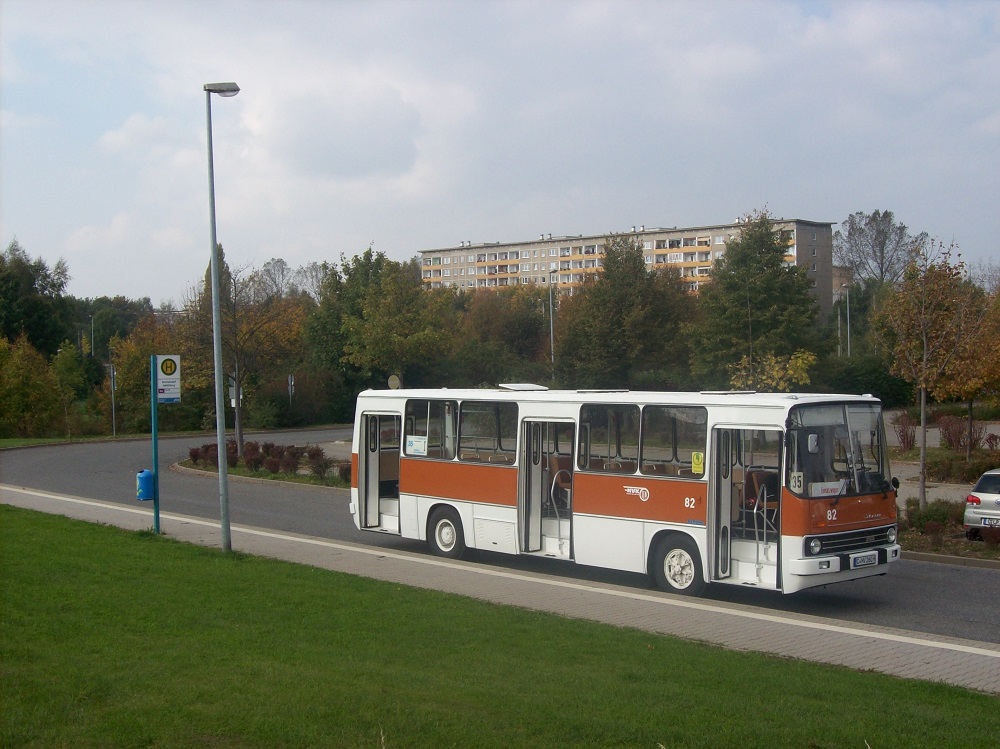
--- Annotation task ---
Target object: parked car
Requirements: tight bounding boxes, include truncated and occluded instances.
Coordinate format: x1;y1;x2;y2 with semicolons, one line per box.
964;468;1000;540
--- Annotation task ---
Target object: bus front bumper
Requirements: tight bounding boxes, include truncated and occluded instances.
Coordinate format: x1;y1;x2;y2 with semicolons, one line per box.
786;544;901;576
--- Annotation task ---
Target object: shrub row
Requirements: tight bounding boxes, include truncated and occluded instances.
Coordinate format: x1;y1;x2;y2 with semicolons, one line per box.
188;441;350;483
923;454;999;484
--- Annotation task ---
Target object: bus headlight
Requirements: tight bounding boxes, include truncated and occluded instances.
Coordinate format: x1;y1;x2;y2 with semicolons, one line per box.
808;538;822;555
887;526;897;544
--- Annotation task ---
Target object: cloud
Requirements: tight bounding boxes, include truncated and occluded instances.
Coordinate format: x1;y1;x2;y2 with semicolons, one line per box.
265;86;421;180
99;113;178;155
2;0;998;304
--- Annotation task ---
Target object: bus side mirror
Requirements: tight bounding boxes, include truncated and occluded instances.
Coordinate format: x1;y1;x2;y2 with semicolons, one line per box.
891;476;900;490
807;434;821;454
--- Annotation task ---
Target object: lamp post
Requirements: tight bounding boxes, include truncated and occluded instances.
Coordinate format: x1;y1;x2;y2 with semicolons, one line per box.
841;283;851;357
548;270;557;368
205;81;239;552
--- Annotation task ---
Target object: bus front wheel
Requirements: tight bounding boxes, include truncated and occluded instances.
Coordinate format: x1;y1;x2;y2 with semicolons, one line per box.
653;534;705;596
428;507;466;559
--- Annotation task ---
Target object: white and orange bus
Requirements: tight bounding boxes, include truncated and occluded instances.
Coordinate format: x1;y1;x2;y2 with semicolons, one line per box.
349;386;901;595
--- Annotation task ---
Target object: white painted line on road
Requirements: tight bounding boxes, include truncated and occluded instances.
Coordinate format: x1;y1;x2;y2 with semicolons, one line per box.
4;483;999;660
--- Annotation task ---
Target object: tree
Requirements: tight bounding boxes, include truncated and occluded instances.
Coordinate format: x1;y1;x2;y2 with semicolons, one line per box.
0;239;74;357
728;350;817;392
103;316;187;434
341;259;457;388
0;335;60;438
689;209;820;389
181;246;311;453
833;210;928;285
455;285;550;385
932;281;1000;459
51;341;87;438
554;234;693;389
874;241;991;508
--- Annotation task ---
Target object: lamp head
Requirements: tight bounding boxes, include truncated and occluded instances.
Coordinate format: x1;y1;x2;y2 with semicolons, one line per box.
204;82;240;97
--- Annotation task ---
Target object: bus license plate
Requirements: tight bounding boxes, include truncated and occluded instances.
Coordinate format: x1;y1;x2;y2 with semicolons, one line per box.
851;552;878;569
983;518;1000;527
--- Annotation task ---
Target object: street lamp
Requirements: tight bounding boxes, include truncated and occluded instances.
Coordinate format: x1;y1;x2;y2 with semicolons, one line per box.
841;283;851;358
548;270;558;368
205;81;239;552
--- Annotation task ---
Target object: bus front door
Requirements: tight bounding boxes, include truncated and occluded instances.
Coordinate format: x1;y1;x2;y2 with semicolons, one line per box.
358;413;401;532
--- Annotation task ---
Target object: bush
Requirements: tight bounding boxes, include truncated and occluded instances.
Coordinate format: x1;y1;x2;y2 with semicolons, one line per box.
906;499;963;531
924;454;999;484
305;446;333;478
892;412;916;452
336;462;351;484
189;446;203;465
263;457;281;473
242;441;263;471
279;447;302;474
245;399;279;430
201;443;219;468
938;416;986;452
923;520;945;545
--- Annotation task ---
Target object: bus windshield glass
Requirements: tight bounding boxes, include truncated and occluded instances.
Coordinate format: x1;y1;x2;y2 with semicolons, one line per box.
786;403;890;498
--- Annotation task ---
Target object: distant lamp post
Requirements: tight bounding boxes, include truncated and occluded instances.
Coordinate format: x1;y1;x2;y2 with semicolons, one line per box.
548;270;558;368
841;283;851;358
204;81;240;552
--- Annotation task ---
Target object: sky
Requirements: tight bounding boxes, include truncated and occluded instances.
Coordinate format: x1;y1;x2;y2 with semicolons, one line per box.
1;0;998;307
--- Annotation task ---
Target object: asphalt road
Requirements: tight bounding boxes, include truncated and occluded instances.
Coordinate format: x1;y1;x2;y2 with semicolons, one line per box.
2;430;998;645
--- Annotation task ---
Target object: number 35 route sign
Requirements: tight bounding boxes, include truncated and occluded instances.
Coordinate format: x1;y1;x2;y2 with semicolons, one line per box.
156;355;181;403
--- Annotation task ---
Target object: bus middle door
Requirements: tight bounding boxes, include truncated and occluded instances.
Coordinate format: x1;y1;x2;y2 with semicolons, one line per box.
712;428;737;580
519;421;544;552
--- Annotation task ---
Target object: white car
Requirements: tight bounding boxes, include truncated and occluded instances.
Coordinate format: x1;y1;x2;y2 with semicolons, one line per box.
964;468;1000;540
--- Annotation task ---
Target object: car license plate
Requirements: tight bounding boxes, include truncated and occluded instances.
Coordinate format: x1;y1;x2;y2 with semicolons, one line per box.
983;518;1000;527
851;551;878;569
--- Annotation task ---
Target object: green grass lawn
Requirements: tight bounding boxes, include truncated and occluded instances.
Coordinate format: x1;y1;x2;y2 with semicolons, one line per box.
1;506;997;748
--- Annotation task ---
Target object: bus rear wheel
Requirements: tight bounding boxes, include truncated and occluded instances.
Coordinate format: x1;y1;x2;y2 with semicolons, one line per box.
428;507;466;559
653;534;705;596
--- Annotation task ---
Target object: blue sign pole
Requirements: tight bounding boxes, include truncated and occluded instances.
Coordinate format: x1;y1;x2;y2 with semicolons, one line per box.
149;355;161;534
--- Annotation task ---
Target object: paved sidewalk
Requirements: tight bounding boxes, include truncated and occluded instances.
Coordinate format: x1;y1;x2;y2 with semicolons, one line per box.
891;461;975;508
3;483;1000;696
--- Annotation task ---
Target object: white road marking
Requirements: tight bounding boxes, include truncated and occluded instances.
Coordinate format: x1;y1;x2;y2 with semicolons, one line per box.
3;483;999;660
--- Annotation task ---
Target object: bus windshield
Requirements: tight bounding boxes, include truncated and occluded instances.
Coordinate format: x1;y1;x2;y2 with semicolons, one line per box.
786;403;891;499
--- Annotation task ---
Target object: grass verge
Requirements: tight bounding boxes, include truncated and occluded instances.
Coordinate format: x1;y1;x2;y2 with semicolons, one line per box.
2;505;997;748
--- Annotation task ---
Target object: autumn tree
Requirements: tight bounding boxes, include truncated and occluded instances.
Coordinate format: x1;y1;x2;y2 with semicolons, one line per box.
181;246;311;453
833;210;927;285
874;241;991;508
932;281;1000;459
103;316;186;433
454;285;550;386
689;209;819;389
0;335;60;437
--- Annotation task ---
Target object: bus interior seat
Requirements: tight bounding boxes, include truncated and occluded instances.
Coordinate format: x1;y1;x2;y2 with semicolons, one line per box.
745;470;780;509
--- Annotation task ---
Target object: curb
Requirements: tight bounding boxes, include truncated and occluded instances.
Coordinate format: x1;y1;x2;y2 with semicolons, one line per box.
901;551;1000;570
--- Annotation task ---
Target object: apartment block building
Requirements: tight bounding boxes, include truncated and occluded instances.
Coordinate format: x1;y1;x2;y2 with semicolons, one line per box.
419;219;834;314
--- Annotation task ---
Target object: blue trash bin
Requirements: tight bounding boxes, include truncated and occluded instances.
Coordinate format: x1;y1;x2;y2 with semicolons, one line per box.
136;469;154;501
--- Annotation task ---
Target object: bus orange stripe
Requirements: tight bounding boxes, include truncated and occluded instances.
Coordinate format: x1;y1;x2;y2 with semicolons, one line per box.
399;458;518;506
573;473;707;524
